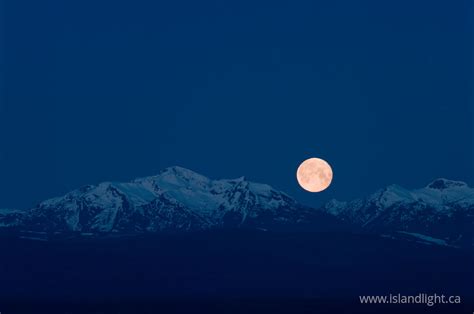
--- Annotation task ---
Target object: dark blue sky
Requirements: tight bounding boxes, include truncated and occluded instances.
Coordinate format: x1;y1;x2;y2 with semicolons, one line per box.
0;0;473;209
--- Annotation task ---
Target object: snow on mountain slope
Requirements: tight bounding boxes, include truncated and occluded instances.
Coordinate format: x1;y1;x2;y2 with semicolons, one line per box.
0;209;25;227
0;167;338;233
396;231;449;247
2;171;471;248
321;178;474;248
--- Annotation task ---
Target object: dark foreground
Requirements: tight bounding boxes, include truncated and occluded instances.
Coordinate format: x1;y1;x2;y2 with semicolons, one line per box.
0;230;472;313
2;298;474;314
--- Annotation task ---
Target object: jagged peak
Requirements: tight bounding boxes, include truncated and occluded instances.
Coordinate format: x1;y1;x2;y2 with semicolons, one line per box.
231;176;246;182
143;166;213;189
426;178;468;190
369;183;411;198
159;166;208;179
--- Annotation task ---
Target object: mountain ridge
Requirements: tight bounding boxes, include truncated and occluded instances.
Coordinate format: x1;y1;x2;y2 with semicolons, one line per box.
0;170;472;248
0;166;340;234
321;178;474;248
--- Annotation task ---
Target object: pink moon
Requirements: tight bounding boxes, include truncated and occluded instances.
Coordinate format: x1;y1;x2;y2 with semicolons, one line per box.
296;158;333;192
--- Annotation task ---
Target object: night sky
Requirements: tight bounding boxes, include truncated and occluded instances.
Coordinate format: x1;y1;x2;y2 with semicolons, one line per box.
0;0;473;209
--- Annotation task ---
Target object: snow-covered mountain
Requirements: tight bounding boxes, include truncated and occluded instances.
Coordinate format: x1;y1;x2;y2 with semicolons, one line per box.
0;167;340;234
321;178;474;248
1;171;472;248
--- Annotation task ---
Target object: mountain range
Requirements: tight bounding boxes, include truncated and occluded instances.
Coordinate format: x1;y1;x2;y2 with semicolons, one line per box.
0;167;472;248
322;178;473;248
0;166;340;234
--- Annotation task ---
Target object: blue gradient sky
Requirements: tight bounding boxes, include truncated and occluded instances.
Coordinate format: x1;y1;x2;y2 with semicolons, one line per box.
0;0;473;209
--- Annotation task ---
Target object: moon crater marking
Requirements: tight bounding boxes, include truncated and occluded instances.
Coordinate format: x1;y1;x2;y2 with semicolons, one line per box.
296;158;333;193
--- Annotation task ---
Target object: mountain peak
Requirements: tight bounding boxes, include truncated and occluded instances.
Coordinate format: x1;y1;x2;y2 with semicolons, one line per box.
320;179;474;249
426;178;468;190
0;166;315;234
160;166;205;178
152;166;212;188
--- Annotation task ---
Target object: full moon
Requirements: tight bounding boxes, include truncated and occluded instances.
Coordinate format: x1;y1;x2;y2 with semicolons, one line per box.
296;158;333;192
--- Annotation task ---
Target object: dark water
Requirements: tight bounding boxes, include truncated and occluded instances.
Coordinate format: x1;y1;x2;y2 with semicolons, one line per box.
0;230;472;313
